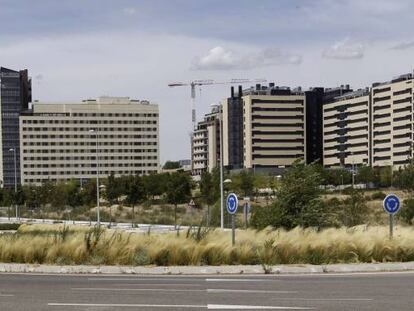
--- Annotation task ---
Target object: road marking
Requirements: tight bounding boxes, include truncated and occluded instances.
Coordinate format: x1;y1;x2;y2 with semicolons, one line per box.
0;294;14;297
48;303;313;310
207;305;313;310
277;298;372;301
48;303;204;308
114;283;203;287
207;289;297;294
72;287;204;292
88;277;203;282
206;278;273;282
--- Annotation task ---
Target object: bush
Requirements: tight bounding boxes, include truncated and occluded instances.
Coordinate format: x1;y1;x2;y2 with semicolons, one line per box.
371;191;386;201
400;198;414;225
0;223;21;230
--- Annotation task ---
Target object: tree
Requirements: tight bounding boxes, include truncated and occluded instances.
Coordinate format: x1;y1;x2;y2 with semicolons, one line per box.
163;161;180;170
339;189;368;226
124;175;146;227
356;165;375;187
239;170;254;197
105;173;122;205
143;173;168;201
166;172;192;229
251;161;332;230
199;171;217;226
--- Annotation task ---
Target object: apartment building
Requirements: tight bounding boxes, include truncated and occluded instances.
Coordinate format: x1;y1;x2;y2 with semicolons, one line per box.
191;107;220;177
0;67;31;187
19;97;159;185
371;74;413;169
323;88;371;168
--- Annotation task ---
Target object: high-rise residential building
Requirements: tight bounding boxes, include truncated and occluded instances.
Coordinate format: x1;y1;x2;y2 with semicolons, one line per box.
221;84;325;174
19;97;159;185
371;74;413;168
323;88;371;168
191;106;220;177
0;67;32;188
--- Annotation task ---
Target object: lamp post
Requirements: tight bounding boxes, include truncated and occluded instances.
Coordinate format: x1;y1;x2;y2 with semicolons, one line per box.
89;129;100;226
9;148;18;220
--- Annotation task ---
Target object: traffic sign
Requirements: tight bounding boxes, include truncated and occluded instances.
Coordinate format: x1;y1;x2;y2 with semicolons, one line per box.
383;194;401;215
226;193;238;215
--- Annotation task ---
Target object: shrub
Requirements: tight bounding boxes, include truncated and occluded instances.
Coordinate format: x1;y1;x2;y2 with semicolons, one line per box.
400;198;414;225
371;191;386;201
0;223;21;230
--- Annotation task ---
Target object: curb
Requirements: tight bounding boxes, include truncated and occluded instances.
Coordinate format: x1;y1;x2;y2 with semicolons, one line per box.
0;262;414;275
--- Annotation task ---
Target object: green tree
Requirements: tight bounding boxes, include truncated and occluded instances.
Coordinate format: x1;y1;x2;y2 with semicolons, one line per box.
166;172;192;229
199;171;217;226
400;198;414;225
239;170;254;197
163;161;180;170
339;189;369;226
356;165;375;187
124;175;146;227
143;173;168;201
105;173;122;205
251;161;331;229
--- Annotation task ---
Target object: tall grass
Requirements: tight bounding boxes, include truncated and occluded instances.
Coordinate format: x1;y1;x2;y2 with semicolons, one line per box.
1;224;414;266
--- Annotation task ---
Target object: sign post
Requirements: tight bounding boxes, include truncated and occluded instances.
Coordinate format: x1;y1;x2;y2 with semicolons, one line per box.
383;194;401;239
226;193;238;246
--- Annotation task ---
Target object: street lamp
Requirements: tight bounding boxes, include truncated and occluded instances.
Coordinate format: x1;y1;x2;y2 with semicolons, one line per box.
89;129;100;226
9;148;18;220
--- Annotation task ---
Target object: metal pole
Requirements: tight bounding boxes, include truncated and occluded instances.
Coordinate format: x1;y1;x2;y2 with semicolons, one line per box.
11;149;18;221
231;214;235;246
219;108;224;230
389;214;393;239
96;130;100;226
351;160;355;189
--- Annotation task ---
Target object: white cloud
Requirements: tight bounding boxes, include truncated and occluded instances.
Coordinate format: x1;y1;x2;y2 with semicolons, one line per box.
322;38;364;60
390;40;414;50
191;46;302;70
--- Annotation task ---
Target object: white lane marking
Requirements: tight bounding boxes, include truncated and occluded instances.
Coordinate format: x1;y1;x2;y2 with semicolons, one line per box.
114;283;203;287
207;305;314;310
278;298;372;301
88;277;203;281
48;303;204;308
206;278;273;282
0;294;14;297
207;289;297;294
275;271;414;277
72;287;204;292
48;303;314;310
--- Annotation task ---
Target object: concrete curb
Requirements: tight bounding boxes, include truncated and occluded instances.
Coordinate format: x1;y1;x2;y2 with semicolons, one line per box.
0;262;414;275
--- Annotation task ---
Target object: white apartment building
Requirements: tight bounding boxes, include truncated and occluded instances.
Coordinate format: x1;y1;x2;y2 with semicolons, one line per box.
241;88;306;170
19;96;159;185
191;107;220;177
371;74;413;168
323;89;370;168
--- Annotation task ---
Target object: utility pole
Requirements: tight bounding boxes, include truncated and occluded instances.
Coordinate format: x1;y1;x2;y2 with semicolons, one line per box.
89;129;100;226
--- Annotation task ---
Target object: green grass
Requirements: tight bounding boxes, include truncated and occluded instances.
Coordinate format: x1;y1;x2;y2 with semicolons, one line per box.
0;224;414;266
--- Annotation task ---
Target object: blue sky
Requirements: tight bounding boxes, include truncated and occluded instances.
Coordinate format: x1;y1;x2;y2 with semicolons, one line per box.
1;0;414;162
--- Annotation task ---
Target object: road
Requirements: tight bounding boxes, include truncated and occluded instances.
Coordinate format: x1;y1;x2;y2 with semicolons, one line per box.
0;272;413;310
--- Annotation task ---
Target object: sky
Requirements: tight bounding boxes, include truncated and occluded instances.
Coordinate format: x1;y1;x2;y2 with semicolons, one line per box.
1;0;414;163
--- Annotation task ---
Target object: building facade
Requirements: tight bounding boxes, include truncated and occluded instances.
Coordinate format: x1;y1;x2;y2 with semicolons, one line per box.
0;67;32;187
19;97;159;185
323;88;371;168
371;74;413;168
191;107;220;177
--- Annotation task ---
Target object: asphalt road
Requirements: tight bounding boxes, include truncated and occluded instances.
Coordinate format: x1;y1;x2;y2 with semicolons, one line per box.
0;272;413;310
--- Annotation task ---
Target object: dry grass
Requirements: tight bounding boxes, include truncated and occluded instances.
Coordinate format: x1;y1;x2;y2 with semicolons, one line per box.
1;224;414;266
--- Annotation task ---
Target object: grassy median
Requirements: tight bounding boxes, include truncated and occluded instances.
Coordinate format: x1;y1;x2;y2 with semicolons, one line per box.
0;224;414;266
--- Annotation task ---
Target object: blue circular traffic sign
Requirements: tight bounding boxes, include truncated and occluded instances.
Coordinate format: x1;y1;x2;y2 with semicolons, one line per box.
226;193;238;215
383;194;401;215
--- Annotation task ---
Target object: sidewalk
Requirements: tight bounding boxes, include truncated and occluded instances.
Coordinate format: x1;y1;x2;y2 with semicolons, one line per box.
1;261;414;275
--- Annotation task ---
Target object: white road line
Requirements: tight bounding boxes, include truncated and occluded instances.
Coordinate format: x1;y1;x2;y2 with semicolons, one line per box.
207;305;314;310
0;294;14;297
48;303;204;308
275;271;414;277
48;303;314;310
114;283;204;287
88;277;203;281
206;278;274;282
277;298;372;301
207;289;297;294
72;287;204;292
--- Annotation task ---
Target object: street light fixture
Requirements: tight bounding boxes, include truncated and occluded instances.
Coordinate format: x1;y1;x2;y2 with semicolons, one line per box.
89;129;101;226
8;148;18;220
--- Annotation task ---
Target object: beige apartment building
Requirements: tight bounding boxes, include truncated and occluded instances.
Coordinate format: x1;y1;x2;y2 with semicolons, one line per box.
191;107;220;177
19;96;159;185
371;74;413;169
323;89;371;168
223;83;306;171
240;88;306;171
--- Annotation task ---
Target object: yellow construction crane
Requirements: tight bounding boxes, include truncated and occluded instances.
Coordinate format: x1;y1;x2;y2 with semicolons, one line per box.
168;78;267;129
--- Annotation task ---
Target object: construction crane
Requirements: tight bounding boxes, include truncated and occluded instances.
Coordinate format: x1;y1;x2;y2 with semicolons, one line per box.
168;78;267;129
